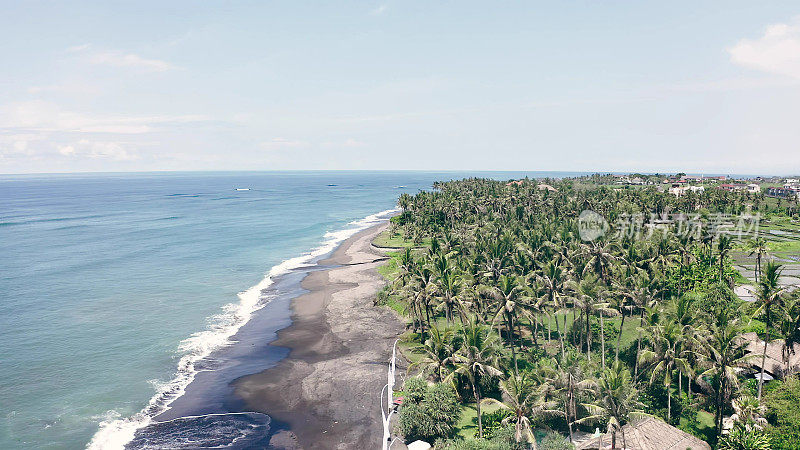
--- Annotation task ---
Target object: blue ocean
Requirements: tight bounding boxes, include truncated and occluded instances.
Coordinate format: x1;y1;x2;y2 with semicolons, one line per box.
0;171;583;449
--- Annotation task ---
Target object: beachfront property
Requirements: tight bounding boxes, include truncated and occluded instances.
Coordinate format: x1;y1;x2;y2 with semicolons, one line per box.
668;184;705;196
766;183;800;200
537;183;557;192
575;417;711;450
717;183;761;193
741;332;800;381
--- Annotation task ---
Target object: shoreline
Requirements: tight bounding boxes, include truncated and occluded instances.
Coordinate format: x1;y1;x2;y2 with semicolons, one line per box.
232;222;405;449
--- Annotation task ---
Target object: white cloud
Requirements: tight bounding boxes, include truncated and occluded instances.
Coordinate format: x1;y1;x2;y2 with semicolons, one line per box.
67;44;174;72
88;51;173;71
57;139;136;160
321;138;366;148
260;138;309;150
66;43;91;53
728;17;800;79
370;4;388;16
0;100;208;134
0;133;44;157
27;83;100;95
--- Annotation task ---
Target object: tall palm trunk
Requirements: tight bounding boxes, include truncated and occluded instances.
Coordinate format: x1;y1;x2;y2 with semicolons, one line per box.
758;304;772;400
758;337;768;400
473;379;483;438
507;313;519;376
616;312;626;364
555;314;565;359
600;313;606;369
667;387;672;422
756;253;761;283
585;310;592;361
572;308;578;346
634;310;644;379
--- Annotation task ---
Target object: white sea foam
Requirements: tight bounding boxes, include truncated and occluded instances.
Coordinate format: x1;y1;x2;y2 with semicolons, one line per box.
86;208;398;450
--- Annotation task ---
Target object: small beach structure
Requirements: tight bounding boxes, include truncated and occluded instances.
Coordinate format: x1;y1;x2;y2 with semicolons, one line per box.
537;183;557;192
407;440;432;450
741;332;800;379
575;417;710;450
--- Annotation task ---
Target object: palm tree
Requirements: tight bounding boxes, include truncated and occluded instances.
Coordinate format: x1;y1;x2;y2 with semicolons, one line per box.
538;260;568;358
666;293;701;399
449;319;503;438
700;301;752;437
753;261;790;399
566;273;617;366
717;234;733;283
777;296;800;375
483;275;530;375
639;320;691;422
581;361;644;450
482;372;564;449
408;266;436;331
746;236;768;283
547;351;596;443
437;271;464;324
408;326;454;382
729;395;768;431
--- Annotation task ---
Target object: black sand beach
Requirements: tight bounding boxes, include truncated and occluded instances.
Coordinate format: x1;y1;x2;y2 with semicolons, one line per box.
233;223;405;449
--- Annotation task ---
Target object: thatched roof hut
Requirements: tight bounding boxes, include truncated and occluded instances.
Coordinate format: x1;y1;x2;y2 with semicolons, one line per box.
575;417;710;450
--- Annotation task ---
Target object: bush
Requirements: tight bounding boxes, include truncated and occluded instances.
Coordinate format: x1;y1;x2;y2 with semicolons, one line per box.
404;376;427;404
477;409;513;439
437;426;525;450
717;428;771;450
539;431;575;450
399;381;460;442
763;376;800;450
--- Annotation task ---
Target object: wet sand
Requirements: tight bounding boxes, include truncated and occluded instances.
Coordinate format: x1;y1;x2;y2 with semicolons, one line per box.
232;222;405;449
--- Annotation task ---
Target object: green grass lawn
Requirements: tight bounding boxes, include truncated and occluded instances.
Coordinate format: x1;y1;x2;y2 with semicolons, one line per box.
456;402;501;439
678;409;715;443
373;228;415;248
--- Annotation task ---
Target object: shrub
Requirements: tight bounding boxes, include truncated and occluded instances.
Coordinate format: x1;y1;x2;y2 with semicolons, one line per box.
763;376;800;450
539;431;575;450
404;376;427;404
437;426;525;450
399;381;460;442
477;409;513;439
717;428;771;450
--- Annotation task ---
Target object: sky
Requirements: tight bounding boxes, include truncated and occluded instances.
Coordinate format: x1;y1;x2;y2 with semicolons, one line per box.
1;1;800;175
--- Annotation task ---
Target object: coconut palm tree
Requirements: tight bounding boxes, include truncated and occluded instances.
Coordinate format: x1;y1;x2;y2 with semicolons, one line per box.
566;273;617;366
639;320;692;422
581;361;644;450
700;301;752;437
437;271;464;325
717;234;733;283
408;326;455;382
746;236;768;283
753;261;791;399
547;351;596;443
776;296;800;375
449;319;503;438
482;275;530;375
538;260;569;358
730;395;768;432
482;372;564;449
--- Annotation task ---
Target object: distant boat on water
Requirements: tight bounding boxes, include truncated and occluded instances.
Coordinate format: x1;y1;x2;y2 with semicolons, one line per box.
235;188;250;191
396;185;407;188
327;184;337;186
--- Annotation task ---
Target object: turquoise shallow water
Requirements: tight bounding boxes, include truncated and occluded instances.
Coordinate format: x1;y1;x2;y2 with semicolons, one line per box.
0;171;582;449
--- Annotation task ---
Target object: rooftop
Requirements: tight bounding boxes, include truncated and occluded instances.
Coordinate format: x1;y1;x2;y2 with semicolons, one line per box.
575;417;710;450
